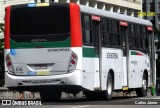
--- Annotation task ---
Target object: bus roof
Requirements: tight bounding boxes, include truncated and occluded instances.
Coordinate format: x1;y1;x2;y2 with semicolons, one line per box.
80;5;152;26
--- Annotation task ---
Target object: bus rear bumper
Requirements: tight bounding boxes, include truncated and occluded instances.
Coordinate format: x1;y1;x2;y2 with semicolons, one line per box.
5;70;82;91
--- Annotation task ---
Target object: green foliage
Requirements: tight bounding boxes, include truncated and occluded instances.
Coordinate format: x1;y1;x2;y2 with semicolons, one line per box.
0;23;4;33
0;23;4;86
0;41;4;49
0;23;4;48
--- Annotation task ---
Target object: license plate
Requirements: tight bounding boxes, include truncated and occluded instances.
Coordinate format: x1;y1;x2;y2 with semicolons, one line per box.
35;64;47;70
36;71;50;75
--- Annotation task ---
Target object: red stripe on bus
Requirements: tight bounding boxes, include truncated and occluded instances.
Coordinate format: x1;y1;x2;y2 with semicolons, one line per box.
70;3;82;47
147;26;153;31
136;52;143;56
5;6;11;49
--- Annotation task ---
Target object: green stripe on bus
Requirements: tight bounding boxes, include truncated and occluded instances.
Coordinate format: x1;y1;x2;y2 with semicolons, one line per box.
10;38;70;48
131;51;143;56
83;47;98;58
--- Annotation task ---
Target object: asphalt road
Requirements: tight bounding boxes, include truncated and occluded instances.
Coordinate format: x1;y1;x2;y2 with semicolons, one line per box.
0;96;160;108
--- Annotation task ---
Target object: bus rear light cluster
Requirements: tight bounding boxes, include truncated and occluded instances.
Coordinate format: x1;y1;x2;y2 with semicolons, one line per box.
6;56;10;61
68;52;78;72
7;62;11;67
71;59;76;65
5;54;14;74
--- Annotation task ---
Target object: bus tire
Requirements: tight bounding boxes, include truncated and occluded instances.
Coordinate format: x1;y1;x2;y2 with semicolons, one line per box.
105;73;113;100
40;90;61;102
136;73;148;97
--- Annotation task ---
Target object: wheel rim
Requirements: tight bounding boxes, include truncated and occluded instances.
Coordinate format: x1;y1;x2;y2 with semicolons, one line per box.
142;78;147;91
107;79;112;95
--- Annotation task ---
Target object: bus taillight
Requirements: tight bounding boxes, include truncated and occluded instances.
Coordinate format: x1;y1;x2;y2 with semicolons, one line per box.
71;59;76;65
7;61;11;67
68;52;78;72
72;54;76;59
6;55;11;66
6;56;10;61
6;54;14;74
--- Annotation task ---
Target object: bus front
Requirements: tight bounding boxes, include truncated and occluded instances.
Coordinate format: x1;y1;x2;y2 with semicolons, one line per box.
4;3;82;94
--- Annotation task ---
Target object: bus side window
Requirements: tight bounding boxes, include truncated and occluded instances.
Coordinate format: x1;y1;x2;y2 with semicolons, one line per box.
145;30;149;50
136;25;142;49
129;24;136;49
81;14;93;45
109;20;120;47
102;18;110;46
142;26;148;50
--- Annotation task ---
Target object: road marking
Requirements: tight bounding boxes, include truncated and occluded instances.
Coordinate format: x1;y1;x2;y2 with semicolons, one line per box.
71;105;90;108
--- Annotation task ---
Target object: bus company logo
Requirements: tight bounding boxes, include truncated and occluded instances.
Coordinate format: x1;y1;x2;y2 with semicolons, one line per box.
31;39;47;42
107;53;118;59
48;48;70;52
131;60;138;65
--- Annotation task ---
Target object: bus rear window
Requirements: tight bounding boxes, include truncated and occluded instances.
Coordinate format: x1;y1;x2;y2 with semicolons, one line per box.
10;4;70;42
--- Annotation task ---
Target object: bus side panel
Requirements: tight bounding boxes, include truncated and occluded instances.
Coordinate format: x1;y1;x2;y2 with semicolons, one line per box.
101;48;123;90
70;47;83;85
4;49;10;73
81;47;100;91
128;50;150;88
70;3;82;47
82;58;99;90
4;6;11;49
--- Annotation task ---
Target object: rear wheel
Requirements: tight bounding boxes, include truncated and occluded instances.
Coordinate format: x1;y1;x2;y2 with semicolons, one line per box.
105;73;113;100
136;73;148;97
40;90;62;102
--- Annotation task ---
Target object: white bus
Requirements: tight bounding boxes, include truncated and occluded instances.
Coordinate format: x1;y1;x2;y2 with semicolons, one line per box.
4;2;155;101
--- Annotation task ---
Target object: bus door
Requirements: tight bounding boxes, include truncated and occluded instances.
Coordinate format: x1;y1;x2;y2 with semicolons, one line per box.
82;14;102;90
91;15;102;90
120;21;129;88
147;26;155;86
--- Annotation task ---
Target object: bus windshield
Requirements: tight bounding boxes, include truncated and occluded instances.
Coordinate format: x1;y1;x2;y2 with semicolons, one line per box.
10;4;70;42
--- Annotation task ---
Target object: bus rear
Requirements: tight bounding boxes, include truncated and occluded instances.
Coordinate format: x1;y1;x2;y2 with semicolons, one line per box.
4;2;82;95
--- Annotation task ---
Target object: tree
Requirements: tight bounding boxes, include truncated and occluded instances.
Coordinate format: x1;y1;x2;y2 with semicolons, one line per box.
0;23;4;86
0;23;4;33
0;23;4;48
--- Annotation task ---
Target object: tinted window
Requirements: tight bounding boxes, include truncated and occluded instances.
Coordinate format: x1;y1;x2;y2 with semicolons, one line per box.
101;18;120;47
129;24;137;48
10;4;70;42
102;18;110;46
81;14;93;45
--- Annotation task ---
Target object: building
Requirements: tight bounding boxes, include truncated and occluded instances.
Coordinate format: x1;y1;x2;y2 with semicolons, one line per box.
36;0;142;17
0;0;35;22
143;0;160;93
142;0;160;30
0;0;142;39
0;0;35;39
